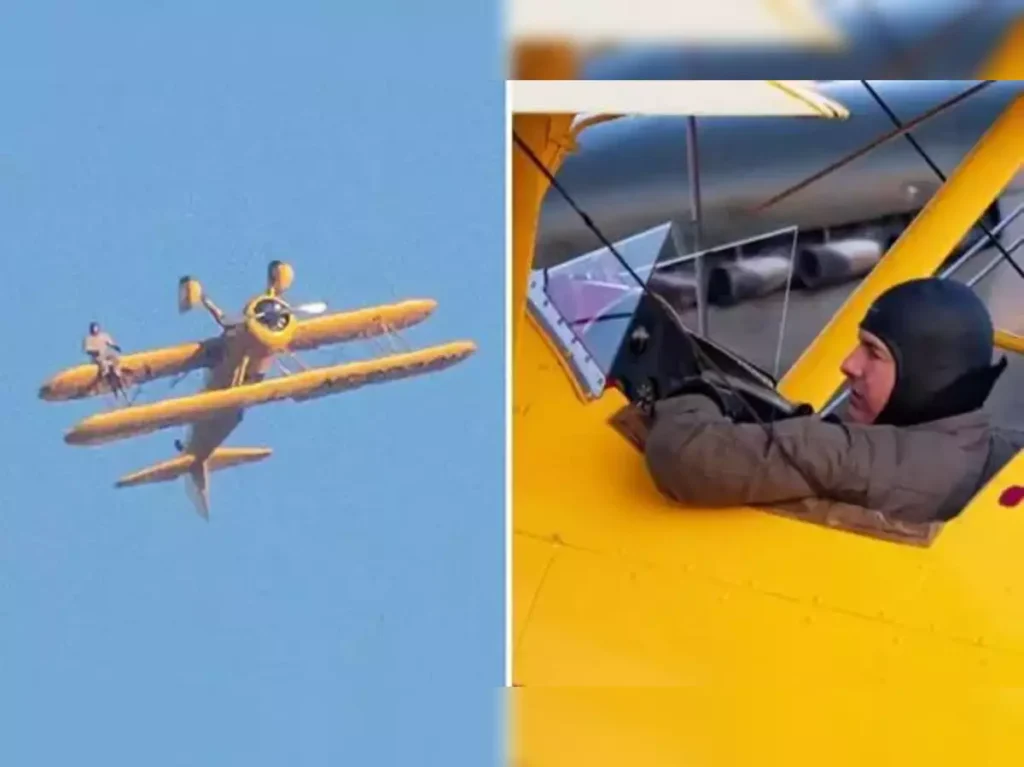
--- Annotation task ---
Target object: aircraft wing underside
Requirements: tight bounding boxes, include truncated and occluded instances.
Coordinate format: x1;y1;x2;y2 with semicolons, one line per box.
63;340;475;446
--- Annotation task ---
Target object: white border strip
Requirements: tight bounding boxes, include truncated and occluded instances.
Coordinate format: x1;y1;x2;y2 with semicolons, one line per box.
506;0;842;45
504;79;513;691
508;80;848;117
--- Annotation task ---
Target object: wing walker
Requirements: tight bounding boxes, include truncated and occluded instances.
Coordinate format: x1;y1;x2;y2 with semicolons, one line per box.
39;261;476;517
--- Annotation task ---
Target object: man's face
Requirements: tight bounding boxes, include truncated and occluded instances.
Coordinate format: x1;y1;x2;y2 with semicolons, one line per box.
840;329;896;424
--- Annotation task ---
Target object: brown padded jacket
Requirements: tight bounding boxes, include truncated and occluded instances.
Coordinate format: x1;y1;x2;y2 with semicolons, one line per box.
644;393;1024;524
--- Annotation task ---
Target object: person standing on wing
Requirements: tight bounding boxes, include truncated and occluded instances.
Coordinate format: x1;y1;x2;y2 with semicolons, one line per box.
83;321;127;397
644;277;1024;523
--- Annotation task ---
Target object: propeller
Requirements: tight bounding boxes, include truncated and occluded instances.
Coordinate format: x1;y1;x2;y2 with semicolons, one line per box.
287;301;327;316
222;298;328;327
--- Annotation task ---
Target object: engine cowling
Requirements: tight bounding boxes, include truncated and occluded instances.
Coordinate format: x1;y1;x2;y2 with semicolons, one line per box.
267;260;294;295
243;294;297;351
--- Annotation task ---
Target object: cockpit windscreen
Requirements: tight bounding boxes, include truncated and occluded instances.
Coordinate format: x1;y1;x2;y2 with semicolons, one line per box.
535;222;700;381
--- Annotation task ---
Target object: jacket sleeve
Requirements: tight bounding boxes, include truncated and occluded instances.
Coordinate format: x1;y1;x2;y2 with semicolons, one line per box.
644;393;872;509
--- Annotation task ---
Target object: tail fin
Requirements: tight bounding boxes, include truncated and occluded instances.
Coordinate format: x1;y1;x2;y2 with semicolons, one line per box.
115;447;272;519
185;461;210;519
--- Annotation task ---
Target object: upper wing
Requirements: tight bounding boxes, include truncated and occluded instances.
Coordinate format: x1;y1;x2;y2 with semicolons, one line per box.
64;340;476;446
40;337;224;402
289;299;437;352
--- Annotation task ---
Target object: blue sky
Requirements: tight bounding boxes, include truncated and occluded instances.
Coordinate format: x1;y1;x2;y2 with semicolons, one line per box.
0;3;504;765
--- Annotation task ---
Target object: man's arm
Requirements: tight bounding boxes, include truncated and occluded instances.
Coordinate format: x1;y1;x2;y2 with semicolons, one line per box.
644;392;871;509
97;332;119;351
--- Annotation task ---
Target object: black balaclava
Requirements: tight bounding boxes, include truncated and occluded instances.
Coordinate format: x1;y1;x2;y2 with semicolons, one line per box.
858;277;1007;426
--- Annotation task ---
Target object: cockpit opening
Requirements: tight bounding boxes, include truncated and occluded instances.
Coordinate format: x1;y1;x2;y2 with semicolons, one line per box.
526;219;990;549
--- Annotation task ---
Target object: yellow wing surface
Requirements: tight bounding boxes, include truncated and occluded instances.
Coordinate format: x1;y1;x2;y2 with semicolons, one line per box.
39;338;224;402
64;340;475;445
114;447;273;488
288;299;438;351
510;76;1024;764
39;299;438;402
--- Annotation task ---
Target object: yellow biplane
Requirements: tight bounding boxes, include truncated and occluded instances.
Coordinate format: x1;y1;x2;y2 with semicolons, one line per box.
510;53;1024;767
39;260;476;517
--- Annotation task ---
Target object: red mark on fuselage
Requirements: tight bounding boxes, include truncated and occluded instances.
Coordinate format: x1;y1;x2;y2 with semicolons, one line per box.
998;485;1024;508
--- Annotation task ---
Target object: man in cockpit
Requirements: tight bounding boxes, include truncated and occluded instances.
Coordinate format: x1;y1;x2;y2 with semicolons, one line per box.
644;277;1024;524
83;321;124;389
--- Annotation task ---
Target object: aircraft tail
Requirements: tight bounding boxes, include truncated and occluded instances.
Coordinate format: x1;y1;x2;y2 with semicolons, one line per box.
115;447;273;519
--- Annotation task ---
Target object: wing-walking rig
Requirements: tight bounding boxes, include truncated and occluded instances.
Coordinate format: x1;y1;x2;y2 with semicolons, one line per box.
39;261;476;517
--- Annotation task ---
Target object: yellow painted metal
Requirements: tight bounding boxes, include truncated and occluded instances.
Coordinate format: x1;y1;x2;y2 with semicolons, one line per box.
231;354;251;387
244;298;297;352
995;328;1024;355
779;93;1024;410
115;447;272;488
511;89;1024;764
508;43;579;356
267;260;294;295
204;446;273;467
511;686;1024;766
178;277;203;313
509;42;578;81
978;17;1024;79
38;299;440;402
511;113;576;357
511;533;558;654
65;340;476;445
289;299;437;351
115;455;196;487
513;291;1024;759
39;340;220;401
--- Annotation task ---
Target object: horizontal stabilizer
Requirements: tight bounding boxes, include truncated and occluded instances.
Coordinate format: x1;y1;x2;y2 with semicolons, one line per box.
206;446;273;471
115;446;272;488
115;455;195;487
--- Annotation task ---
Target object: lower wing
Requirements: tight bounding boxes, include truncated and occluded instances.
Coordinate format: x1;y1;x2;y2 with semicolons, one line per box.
64;340;475;446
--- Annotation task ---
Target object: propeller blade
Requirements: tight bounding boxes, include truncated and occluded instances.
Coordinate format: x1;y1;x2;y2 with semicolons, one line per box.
224;300;326;326
292;301;327;315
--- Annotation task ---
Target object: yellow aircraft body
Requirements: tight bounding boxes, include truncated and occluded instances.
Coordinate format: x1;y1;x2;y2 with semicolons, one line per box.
510;56;1024;767
40;260;476;517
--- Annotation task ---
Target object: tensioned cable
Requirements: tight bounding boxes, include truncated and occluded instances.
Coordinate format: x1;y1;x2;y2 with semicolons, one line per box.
860;79;1024;282
754;80;993;212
